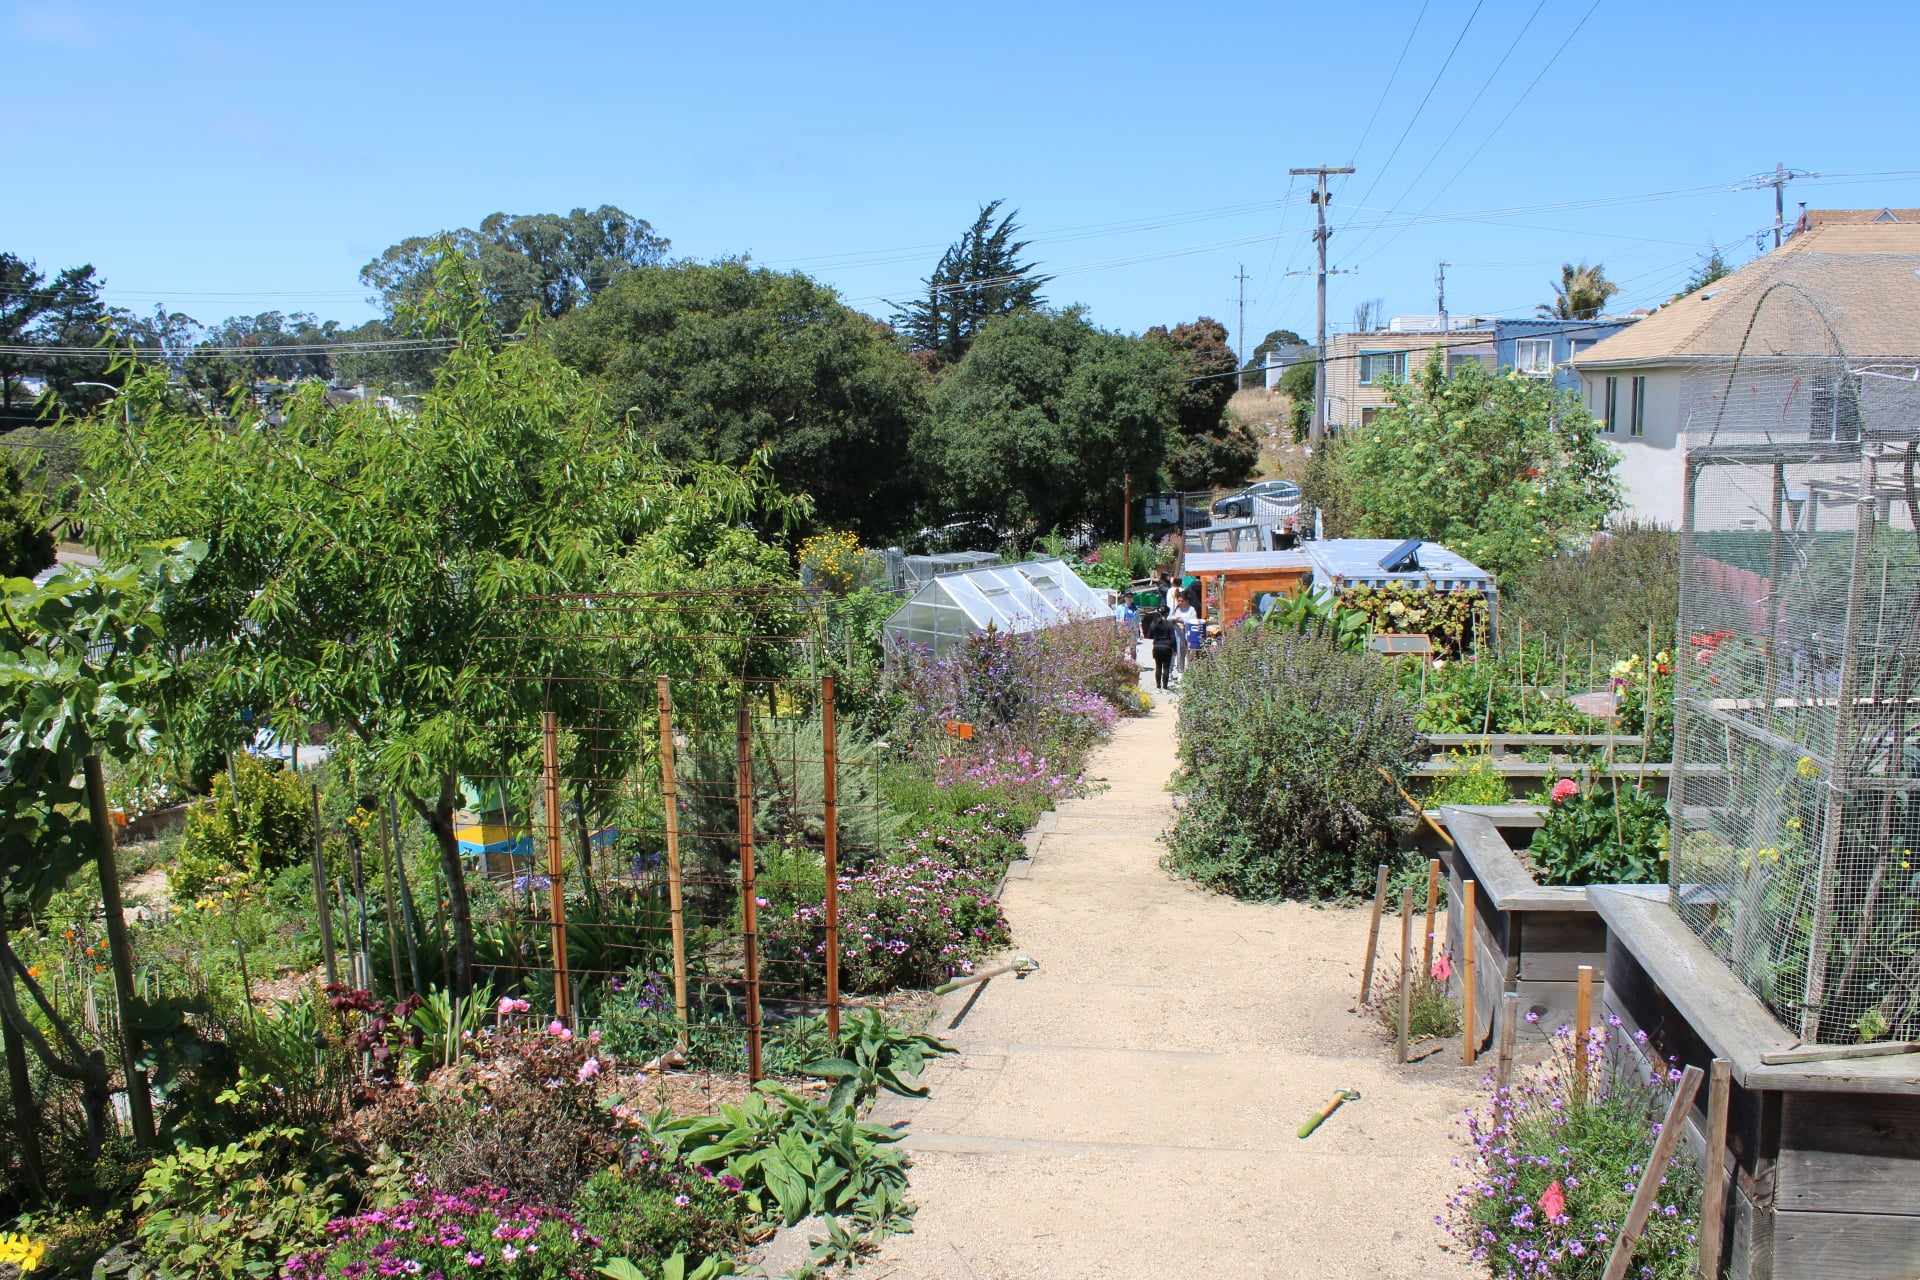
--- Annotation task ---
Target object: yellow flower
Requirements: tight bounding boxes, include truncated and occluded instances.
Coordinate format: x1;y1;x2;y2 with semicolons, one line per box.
0;1232;46;1272
1755;846;1782;866
1785;817;1801;833
1796;756;1820;781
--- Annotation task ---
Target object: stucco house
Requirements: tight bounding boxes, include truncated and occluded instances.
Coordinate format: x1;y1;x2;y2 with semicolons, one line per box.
1569;211;1920;526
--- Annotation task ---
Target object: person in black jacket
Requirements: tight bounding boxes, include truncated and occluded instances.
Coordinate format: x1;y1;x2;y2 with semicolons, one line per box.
1146;609;1177;690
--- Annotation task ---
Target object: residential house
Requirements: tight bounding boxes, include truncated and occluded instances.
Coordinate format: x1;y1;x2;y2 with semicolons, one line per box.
1260;343;1314;390
1569;213;1920;526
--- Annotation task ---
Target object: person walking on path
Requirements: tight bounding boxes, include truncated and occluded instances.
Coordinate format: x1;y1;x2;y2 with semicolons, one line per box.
1171;595;1201;679
1146;609;1177;691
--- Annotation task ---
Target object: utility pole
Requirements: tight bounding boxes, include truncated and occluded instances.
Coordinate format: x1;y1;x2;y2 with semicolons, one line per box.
1234;263;1249;388
1436;261;1450;333
1289;165;1354;445
1743;163;1817;249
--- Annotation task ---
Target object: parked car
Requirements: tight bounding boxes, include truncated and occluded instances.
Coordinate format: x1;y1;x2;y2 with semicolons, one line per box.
910;513;1007;554
1212;479;1301;521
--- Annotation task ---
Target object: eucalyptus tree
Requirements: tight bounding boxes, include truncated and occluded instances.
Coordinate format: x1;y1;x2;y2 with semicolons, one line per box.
79;255;804;995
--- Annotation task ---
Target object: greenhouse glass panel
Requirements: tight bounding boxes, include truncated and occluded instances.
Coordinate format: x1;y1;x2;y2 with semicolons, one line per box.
883;558;1107;657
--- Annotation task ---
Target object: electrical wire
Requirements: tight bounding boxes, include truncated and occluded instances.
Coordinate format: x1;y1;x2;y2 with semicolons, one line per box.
1347;0;1431;169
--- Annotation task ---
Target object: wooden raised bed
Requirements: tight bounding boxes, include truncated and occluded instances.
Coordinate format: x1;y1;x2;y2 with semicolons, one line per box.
1436;804;1661;1056
1591;887;1920;1279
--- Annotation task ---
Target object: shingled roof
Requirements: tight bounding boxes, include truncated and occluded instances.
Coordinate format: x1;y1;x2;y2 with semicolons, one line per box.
1569;218;1920;369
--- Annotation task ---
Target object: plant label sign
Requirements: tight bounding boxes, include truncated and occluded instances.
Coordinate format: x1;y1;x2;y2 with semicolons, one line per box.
943;720;975;741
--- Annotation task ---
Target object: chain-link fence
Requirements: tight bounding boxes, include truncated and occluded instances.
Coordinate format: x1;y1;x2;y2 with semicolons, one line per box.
1669;252;1920;1044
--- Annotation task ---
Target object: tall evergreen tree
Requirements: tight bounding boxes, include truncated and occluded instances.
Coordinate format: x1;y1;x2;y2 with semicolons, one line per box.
893;201;1050;366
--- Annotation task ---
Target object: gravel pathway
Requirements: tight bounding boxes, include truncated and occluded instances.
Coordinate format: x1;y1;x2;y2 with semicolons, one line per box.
866;682;1483;1279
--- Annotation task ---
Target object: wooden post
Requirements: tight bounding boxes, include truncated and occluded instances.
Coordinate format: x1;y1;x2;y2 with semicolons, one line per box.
83;756;157;1147
1358;864;1389;1005
1121;470;1131;563
1695;1058;1733;1280
736;697;763;1082
309;784;338;987
1421;858;1441;976
541;711;570;1023
1574;964;1595;1107
1396;887;1413;1063
1496;992;1521;1092
1461;879;1477;1065
656;678;689;1050
822;676;842;1043
1603;1065;1705;1280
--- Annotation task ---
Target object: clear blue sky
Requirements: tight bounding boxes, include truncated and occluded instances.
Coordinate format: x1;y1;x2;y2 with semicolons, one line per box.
9;0;1920;355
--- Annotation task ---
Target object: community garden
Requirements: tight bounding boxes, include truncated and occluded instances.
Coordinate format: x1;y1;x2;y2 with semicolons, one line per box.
0;276;1146;1279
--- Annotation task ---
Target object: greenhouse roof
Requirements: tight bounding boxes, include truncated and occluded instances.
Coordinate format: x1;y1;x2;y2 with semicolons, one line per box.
1184;540;1494;593
883;557;1108;654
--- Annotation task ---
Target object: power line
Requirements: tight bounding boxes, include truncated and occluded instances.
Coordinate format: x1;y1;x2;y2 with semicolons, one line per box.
1347;0;1431;168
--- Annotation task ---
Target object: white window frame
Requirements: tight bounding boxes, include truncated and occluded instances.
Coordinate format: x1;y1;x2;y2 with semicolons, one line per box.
1358;350;1408;385
1602;377;1619;433
1514;337;1554;377
1629;376;1647;437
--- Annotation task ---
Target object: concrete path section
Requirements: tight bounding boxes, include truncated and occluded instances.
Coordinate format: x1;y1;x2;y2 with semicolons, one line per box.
869;686;1482;1279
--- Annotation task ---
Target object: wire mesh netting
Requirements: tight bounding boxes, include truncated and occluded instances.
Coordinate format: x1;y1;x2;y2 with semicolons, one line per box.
1669;251;1920;1044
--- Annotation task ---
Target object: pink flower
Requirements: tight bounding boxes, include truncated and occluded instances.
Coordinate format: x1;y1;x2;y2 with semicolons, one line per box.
546;1019;572;1040
496;996;529;1016
1431;951;1454;982
576;1056;601;1083
1539;1179;1567;1221
1551;778;1579;805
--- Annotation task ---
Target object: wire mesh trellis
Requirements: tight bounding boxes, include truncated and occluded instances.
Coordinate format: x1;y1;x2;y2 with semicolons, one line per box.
1669;252;1920;1045
460;589;888;1080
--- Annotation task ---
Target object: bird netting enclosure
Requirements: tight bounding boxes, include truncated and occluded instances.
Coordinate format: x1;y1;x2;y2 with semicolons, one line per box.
1669;249;1920;1045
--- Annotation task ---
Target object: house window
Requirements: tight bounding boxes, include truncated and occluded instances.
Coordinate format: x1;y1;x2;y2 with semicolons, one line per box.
1359;351;1408;385
1810;374;1862;442
1629;376;1647;437
1515;338;1554;377
1361;407;1379;427
1602;377;1619;433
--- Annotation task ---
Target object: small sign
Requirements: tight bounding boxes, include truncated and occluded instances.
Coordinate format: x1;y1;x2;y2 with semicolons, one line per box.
943;720;975;741
1368;632;1434;656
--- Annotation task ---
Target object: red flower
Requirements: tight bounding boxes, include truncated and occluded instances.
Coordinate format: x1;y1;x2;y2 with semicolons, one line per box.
1539;1179;1567;1221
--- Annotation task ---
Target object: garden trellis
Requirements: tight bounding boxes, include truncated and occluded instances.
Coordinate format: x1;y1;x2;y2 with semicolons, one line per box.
1668;250;1920;1045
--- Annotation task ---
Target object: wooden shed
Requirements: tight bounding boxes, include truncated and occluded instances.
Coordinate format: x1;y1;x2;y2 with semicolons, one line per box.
1183;550;1313;628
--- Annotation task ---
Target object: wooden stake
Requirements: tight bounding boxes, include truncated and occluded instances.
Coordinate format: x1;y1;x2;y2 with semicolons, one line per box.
656;678;689;1050
1396;887;1413;1063
1496;992;1521;1092
84;756;156;1147
1359;864;1390;1005
1574;964;1595;1108
737;697;763;1082
541;711;570;1023
1603;1065;1705;1280
1695;1058;1733;1280
1422;858;1441;976
822;675;842;1043
309;784;338;987
1461;880;1477;1065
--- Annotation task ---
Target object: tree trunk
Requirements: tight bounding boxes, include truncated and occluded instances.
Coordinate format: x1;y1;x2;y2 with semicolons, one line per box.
401;776;477;996
2;1003;48;1200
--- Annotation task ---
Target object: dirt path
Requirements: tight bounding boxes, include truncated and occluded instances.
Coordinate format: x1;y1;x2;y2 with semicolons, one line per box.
869;687;1481;1279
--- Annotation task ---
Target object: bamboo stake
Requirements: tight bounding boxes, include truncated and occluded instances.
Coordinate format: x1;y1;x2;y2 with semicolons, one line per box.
85;757;156;1147
309;784;338;987
656;678;689;1050
737;697;763;1082
822;675;842;1043
1641;617;1656;782
1695;1058;1733;1280
1574;964;1595;1108
541;711;571;1023
1396;887;1413;1063
1603;1065;1705;1280
1496;992;1521;1092
1359;864;1390;1005
1461;880;1478;1065
1422;858;1441;976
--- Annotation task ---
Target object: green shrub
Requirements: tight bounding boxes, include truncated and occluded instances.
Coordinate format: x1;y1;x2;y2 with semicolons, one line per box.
1368;963;1461;1039
175;754;315;898
1506;520;1679;661
1167;627;1420;899
1424;752;1511;807
128;1123;342;1279
575;1165;750;1272
1526;779;1668;886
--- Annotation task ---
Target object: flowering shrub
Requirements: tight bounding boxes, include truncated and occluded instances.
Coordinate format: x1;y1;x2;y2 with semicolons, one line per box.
288;1186;599;1279
1525;781;1668;887
898;802;1031;877
761;857;1009;993
1342;583;1487;656
1446;1020;1701;1278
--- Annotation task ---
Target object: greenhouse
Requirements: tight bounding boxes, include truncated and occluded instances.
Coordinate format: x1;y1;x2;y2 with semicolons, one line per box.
883;557;1109;656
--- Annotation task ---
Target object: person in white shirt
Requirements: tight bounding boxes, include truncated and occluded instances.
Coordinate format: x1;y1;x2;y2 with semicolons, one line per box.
1171;597;1200;678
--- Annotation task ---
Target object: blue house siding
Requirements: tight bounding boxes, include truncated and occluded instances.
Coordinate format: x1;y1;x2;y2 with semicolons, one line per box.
1491;318;1634;392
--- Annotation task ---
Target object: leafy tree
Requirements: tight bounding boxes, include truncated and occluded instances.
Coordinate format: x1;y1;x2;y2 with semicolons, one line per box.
182;311;344;394
108;304;203;374
0;253;113;428
915;307;1178;535
1280;358;1316;442
891;201;1049;367
0;458;54;579
79;255;802;995
1242;327;1308;387
547;261;926;539
1675;246;1732;300
1144;317;1257;489
1540;262;1619;320
1331;352;1619;578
